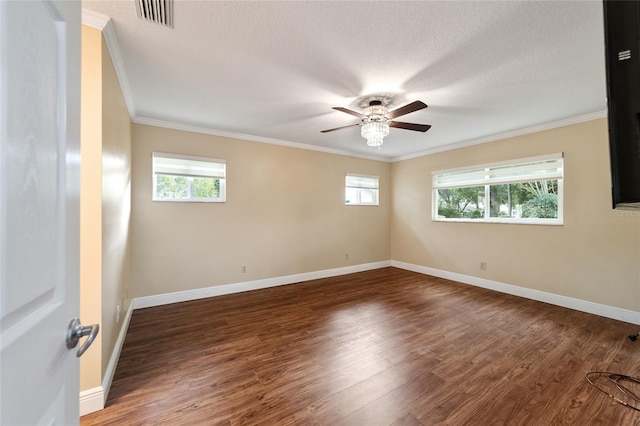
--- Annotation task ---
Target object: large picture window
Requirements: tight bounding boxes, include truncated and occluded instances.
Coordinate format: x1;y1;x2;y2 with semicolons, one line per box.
152;152;226;202
432;154;563;224
345;174;379;205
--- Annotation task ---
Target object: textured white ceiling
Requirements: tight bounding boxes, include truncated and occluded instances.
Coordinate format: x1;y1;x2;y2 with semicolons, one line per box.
82;0;607;161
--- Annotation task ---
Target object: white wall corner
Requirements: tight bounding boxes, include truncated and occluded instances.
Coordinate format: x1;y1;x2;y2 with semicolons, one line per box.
79;386;104;417
81;8;137;120
101;301;135;404
133;261;392;309
391;260;640;326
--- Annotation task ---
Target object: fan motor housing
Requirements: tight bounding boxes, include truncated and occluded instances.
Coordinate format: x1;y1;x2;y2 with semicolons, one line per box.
363;100;388;120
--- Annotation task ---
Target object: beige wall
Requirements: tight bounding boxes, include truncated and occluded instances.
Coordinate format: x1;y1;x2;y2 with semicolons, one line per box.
132;119;640;314
131;124;391;297
100;36;132;379
80;25;103;391
391;118;640;311
80;25;132;394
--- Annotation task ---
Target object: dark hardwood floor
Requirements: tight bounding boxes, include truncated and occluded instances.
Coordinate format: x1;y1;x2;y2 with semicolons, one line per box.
81;267;640;425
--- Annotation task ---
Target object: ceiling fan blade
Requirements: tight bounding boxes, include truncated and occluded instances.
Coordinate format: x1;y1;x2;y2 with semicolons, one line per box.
333;107;366;119
320;123;360;133
389;121;432;132
386;101;428;119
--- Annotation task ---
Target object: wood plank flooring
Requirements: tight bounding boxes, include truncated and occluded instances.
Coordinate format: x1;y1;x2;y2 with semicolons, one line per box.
81;267;640;425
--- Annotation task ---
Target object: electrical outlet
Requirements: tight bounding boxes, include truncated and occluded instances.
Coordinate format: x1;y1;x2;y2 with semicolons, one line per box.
480;262;487;271
345;253;349;260
241;266;247;273
116;304;121;323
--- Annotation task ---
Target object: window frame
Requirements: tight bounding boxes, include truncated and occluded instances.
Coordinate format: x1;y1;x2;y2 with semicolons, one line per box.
152;152;226;203
432;153;564;225
345;173;379;206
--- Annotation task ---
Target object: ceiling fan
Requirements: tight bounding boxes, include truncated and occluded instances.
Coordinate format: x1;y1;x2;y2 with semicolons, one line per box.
321;100;431;147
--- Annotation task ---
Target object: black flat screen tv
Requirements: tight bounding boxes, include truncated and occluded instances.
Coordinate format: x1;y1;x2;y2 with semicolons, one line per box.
603;0;640;209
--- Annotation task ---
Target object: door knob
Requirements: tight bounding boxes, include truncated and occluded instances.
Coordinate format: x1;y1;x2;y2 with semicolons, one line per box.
65;318;99;357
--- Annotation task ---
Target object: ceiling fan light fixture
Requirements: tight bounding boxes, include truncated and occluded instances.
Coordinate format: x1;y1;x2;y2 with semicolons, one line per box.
322;99;429;148
362;101;388;117
361;121;389;147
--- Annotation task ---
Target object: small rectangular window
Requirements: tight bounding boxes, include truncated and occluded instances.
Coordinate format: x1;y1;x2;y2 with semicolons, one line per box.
432;154;563;224
152;152;226;202
346;174;379;206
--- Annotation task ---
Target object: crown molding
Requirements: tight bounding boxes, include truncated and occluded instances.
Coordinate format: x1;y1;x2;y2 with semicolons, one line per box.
390;110;608;162
135;110;606;164
78;13;606;165
133;116;391;162
81;9;110;30
81;9;137;119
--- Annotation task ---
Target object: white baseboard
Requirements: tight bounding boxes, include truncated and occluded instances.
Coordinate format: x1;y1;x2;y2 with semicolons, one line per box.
101;301;134;403
95;259;637;419
78;303;132;416
133;261;391;309
79;386;104;416
84;262;388;415
391;260;640;325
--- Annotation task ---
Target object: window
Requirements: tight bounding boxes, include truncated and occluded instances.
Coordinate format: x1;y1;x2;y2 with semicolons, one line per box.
432;154;563;224
345;174;379;205
152;152;226;202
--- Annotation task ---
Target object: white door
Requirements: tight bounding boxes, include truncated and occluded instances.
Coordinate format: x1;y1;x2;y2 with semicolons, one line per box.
1;0;83;424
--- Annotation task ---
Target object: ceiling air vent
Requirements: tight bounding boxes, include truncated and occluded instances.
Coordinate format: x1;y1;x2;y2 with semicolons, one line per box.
135;0;173;28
